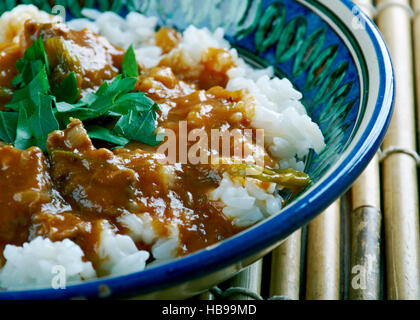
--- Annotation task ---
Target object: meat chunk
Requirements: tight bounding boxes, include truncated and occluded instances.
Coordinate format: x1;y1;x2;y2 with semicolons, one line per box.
0;142;102;266
22;21;126;94
154;27;181;54
47;119;140;216
31;210;90;242
159;47;235;89
0;146;50;246
46;117;96;154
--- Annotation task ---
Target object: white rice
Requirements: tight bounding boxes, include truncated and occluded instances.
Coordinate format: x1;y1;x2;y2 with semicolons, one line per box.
97;221;150;276
0;4;61;43
117;212;180;263
210;173;282;227
0;6;326;289
118;212;158;245
0;237;96;290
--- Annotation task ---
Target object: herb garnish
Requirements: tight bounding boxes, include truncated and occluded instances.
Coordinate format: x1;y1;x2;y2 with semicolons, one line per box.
1;39;163;151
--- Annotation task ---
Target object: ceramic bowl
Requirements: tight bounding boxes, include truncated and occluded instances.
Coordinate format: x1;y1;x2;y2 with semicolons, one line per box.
0;0;393;299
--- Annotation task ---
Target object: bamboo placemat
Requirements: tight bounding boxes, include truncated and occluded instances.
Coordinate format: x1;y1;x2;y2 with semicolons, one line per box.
199;0;420;301
0;0;417;301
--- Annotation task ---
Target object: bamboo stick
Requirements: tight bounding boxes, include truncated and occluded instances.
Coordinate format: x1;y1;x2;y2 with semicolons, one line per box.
338;191;351;299
348;0;382;301
349;158;381;300
376;0;420;300
349;204;382;299
305;201;341;300
269;230;301;299
227;260;263;300
414;0;420;139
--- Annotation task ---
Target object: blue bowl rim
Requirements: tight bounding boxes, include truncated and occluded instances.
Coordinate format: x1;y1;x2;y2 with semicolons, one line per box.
0;0;394;299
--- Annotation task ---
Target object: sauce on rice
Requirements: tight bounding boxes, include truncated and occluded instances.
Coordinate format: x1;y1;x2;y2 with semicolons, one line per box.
0;23;280;267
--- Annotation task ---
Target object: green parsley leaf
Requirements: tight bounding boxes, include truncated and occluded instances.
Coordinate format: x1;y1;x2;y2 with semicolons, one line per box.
1;39;163;151
12;37;50;89
86;125;130;146
6;68;50;112
111;92;156;114
113;105;164;146
14;107;34;150
29;93;59;151
122;45;139;78
52;72;79;104
0;111;18;143
55;101;100;125
6;57;59;151
88;76;137;114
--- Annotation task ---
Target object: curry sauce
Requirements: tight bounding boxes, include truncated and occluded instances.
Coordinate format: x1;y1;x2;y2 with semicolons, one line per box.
0;25;279;266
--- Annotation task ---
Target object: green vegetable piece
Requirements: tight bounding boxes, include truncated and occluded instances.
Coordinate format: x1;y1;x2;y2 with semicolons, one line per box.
52;72;79;104
89;76;137;114
4;37;163;150
55;101;99;124
14;107;34;150
29;93;59;151
0;111;18;143
49;149;84;160
7;68;50;112
122;45;139;78
111;92;155;114
86;125;130;146
12;37;50;89
224;163;311;194
113;106;164;146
